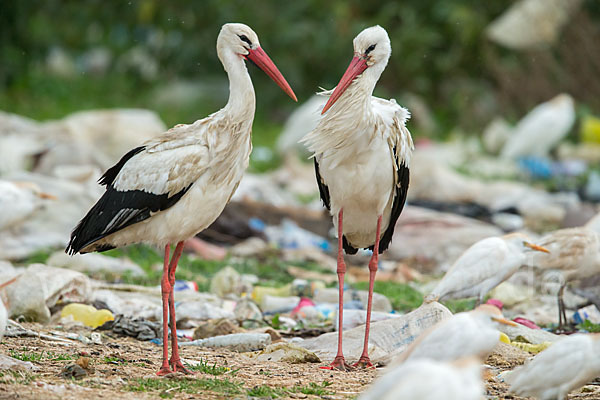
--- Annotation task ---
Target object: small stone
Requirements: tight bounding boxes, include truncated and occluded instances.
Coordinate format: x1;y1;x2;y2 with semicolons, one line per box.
250;342;320;364
59;363;88;379
76;357;90;370
192;318;244;340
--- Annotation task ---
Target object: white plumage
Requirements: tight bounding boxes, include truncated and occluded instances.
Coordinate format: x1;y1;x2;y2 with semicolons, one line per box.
66;23;296;375
391;305;515;366
425;233;549;304
91;117;251;250
307;93;412;247
300;25;413;370
359;357;484;400
67;24;295;255
500;94;575;159
507;334;600;400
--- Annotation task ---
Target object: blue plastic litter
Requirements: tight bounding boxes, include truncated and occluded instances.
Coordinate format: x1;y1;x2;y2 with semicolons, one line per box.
518;157;553;179
249;217;266;232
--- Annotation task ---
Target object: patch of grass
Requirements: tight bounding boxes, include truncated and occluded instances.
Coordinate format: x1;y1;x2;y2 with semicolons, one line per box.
20;249;54;265
293;381;334;396
103;244;163;271
103;356;128;365
246;381;334;398
9;350;43;362
267;314;281;330
186;359;234;376
576;320;600;333
0;370;37;385
442;298;477;313
126;377;242;396
103;244;334;291
8;350;76;362
353;281;423;312
247;384;287;398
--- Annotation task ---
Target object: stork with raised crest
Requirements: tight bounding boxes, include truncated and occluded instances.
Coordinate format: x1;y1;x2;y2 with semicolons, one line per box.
301;25;413;370
66;23;296;376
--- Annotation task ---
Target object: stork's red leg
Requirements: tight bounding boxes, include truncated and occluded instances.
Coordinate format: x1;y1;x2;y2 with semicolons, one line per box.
321;209;352;371
157;244;173;376
165;241;192;374
353;215;382;369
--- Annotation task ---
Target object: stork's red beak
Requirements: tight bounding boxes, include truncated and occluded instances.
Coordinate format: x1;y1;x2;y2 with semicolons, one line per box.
246;47;297;102
322;56;368;114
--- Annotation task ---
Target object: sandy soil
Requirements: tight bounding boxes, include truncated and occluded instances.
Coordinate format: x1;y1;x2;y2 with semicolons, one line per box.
0;323;598;399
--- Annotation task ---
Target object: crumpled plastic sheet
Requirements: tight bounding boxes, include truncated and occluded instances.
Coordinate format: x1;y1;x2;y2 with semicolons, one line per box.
4;264;91;323
98;314;161;341
300;302;452;365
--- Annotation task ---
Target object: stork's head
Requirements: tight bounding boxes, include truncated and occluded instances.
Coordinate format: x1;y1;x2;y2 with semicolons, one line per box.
217;23;296;101
322;25;391;114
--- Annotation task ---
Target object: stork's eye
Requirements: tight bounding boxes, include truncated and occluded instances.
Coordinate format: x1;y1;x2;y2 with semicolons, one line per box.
238;34;252;46
365;44;376;54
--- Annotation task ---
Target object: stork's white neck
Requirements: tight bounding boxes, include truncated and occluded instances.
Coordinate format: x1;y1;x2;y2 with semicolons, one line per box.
322;61;386;123
220;50;256;122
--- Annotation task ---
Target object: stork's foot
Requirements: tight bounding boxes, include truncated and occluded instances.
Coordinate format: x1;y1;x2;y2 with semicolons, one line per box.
320;356;353;371
352;356;375;369
156;365;173;376
170;358;193;375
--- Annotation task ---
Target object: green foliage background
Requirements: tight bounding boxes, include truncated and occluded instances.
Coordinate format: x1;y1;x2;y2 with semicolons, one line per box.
1;0;599;142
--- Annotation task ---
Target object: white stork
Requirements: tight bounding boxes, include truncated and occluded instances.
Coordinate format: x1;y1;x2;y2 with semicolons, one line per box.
301;25;414;370
66;23;296;376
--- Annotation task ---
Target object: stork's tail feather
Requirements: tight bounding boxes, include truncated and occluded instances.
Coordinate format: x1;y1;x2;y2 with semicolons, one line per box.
66;220;89;255
65;201;107;256
423;293;440;304
342;235;358;255
368;238;392;255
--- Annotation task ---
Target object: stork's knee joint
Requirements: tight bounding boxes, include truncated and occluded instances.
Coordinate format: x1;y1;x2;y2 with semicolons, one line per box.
161;277;171;296
368;258;378;272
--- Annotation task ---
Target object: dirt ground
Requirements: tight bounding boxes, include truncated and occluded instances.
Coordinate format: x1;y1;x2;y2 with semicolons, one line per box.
0;323;599;399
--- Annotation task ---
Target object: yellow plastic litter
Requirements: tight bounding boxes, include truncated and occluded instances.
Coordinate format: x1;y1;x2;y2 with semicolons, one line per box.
499;332;511;344
510;341;552;354
581;115;600;144
60;303;114;328
251;285;292;304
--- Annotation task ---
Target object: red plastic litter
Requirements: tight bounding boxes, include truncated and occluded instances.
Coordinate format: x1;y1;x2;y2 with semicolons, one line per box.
513;317;540;330
486;298;504;310
291;297;315;315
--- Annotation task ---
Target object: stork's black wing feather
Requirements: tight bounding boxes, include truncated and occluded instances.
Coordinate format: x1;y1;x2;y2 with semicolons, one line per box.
343;236;359;255
313;158;331;211
67;145;191;254
370;149;409;254
315;158;360;254
98;146;146;186
66;184;191;254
